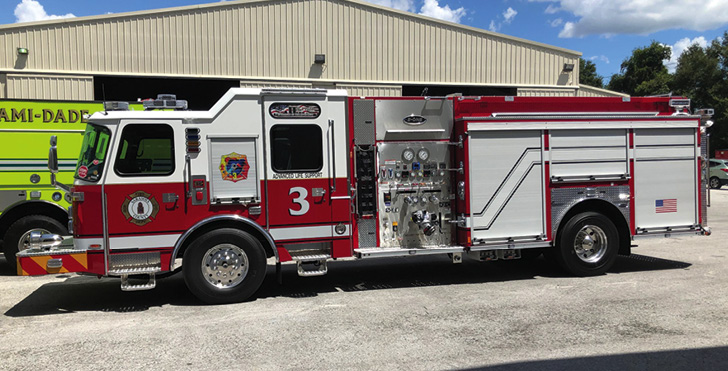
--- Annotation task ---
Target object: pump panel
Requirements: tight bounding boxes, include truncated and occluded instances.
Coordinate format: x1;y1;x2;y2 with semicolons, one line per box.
376;142;453;248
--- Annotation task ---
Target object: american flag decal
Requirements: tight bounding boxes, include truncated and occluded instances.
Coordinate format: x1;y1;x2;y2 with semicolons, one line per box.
655;199;677;213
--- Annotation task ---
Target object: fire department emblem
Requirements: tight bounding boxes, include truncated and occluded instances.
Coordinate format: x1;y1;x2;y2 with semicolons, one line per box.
121;191;160;226
269;103;321;119
220;152;250;182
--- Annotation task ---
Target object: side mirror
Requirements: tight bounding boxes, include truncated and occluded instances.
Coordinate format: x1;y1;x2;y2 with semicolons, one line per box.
48;135;58;174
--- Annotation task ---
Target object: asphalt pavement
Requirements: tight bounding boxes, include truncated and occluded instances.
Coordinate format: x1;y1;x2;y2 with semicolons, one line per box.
1;191;728;370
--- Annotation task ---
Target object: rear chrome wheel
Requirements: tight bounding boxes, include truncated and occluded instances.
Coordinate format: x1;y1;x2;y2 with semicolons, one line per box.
572;225;608;263
553;211;619;276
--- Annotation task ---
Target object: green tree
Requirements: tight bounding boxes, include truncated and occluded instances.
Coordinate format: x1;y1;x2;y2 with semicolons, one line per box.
608;41;672;96
671;31;728;154
579;58;604;88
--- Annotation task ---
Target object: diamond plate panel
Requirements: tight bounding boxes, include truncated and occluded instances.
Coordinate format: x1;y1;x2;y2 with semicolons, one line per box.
109;252;161;270
357;218;377;248
353;99;375;146
551;186;630;236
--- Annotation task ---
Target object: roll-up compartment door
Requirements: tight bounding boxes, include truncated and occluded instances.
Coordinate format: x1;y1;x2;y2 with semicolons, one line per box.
468;129;545;242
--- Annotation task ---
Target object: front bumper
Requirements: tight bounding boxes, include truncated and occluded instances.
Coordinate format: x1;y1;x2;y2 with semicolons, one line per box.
16;236;89;276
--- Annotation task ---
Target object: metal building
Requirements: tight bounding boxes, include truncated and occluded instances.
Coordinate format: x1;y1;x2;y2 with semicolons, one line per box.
0;0;624;107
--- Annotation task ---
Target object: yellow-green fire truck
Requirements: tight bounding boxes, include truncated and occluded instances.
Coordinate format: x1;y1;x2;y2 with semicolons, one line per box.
0;100;141;271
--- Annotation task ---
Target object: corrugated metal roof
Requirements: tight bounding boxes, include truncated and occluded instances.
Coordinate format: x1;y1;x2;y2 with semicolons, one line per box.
0;0;580;56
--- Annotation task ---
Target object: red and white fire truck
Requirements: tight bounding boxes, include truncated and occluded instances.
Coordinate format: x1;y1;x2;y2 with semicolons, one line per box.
17;89;713;304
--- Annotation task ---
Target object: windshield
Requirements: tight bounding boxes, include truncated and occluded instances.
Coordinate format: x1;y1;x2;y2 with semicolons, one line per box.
75;124;111;182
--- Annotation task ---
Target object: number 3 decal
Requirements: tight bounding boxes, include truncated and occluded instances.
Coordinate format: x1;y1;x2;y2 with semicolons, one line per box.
289;187;310;216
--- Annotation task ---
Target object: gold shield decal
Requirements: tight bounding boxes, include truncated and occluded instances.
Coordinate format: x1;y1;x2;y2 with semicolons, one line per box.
121;191;160;226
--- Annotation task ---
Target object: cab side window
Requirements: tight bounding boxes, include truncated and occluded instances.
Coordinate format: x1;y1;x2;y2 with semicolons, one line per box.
270;124;323;172
114;124;175;176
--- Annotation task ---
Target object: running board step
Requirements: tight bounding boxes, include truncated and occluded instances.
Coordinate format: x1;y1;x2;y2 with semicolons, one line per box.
290;253;330;277
120;273;157;291
355;246;465;259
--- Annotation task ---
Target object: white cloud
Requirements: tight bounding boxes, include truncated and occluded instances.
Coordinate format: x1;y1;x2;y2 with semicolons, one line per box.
545;4;560;14
529;0;728;38
589;55;610;64
419;0;467;23
364;0;415;12
363;0;467;23
14;0;75;23
502;7;517;23
663;36;708;73
550;18;563;27
488;6;518;32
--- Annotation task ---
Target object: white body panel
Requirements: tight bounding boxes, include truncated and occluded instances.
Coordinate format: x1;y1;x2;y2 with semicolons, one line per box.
468;130;545;241
633;128;698;230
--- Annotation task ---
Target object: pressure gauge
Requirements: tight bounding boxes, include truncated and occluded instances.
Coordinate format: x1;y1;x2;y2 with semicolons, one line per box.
417;148;430;161
402;148;415;162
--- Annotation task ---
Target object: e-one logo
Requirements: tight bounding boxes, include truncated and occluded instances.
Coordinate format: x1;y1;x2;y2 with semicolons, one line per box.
403;115;427;126
0;108;90;123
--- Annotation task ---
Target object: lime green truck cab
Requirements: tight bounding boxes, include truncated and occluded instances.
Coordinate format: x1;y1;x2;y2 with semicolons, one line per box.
0;100;141;271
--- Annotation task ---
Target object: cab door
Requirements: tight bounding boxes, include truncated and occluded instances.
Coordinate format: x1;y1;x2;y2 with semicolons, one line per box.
262;94;342;243
102;121;187;270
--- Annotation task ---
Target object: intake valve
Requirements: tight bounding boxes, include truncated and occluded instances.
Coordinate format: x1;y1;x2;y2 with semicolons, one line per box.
411;210;437;236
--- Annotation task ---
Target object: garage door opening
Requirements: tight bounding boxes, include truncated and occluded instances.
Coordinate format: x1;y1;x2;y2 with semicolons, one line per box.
94;76;240;110
402;85;516;97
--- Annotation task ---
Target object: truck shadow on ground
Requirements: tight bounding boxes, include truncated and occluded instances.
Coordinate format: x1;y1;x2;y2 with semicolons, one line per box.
3;253;691;317
464;346;728;371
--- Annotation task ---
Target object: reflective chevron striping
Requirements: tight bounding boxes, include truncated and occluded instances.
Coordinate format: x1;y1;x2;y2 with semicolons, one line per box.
18;253;88;276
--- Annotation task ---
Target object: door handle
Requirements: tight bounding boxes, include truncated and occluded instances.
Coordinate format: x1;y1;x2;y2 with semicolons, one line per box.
312;188;326;197
163;193;179;203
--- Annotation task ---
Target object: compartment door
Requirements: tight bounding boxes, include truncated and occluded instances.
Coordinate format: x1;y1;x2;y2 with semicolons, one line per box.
468;130;545;242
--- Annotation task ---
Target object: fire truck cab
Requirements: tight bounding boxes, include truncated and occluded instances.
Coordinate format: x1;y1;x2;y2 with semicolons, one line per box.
18;88;712;304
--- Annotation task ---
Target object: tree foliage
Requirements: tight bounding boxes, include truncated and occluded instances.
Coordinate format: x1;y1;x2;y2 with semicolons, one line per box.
671;31;728;153
579;58;604;88
607;41;672;96
606;33;728;153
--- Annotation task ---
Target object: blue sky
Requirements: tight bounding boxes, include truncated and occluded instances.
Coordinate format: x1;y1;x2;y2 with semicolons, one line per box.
2;0;727;83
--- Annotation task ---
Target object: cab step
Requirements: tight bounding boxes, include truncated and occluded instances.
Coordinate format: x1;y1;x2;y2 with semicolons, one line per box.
120;273;157;291
290;253;330;277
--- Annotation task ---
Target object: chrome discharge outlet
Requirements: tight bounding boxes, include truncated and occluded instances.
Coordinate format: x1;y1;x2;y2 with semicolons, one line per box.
412;210;437;236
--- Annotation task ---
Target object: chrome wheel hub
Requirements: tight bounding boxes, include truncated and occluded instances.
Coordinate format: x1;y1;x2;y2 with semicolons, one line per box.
18;229;51;251
711;178;720;188
573;225;607;263
202;244;249;288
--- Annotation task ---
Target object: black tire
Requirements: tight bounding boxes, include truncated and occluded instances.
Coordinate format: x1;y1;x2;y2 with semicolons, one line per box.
3;215;67;272
710;176;722;189
553;212;619;276
183;228;267;304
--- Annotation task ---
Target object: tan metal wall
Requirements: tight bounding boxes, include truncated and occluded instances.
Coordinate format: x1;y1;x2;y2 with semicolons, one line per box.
337;84;401;97
4;73;93;100
240;80;312;89
0;0;580;89
577;85;628;98
518;88;576;97
0;74;6;99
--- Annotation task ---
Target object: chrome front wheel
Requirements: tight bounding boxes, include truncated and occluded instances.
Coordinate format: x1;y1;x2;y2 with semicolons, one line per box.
183;228;267;304
201;243;250;289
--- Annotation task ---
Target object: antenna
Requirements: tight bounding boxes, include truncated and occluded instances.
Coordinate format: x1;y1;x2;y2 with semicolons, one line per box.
102;84;108;115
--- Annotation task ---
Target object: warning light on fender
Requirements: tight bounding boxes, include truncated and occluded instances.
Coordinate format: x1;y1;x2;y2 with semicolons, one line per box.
186;128;201;154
